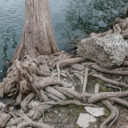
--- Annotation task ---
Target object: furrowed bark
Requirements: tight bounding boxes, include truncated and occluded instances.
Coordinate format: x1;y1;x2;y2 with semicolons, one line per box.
14;0;58;61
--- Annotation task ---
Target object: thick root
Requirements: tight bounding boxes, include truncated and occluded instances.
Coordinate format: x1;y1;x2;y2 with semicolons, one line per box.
100;100;119;128
88;91;128;103
91;73;128;87
0;111;11;128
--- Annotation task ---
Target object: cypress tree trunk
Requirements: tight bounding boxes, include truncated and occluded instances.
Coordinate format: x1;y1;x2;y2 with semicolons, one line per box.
14;0;58;60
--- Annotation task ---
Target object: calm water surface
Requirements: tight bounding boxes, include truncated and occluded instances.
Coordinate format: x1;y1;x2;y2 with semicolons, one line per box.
0;0;127;80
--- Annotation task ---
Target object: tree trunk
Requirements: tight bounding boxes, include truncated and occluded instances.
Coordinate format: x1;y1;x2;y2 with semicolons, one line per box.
14;0;58;60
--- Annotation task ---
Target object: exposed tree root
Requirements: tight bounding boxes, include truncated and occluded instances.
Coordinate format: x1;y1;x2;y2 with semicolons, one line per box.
27;100;98;121
122;60;128;66
6;100;98;128
0;52;128;128
88;91;128;103
100;100;119;128
7;118;23;127
39;90;49;102
7;111;52;128
21;93;35;112
91;73;128;87
0;53;127;128
17;121;52;128
34;77;72;89
55;87;82;99
0;111;11;127
88;63;128;76
110;97;128;108
1;17;128;128
59;57;85;67
17;113;52;128
45;86;66;100
73;72;84;85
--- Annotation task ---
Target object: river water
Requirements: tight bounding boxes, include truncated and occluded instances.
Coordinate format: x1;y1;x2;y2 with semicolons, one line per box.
0;0;127;80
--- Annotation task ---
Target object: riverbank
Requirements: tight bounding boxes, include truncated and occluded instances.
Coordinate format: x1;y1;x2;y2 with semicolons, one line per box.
0;17;128;128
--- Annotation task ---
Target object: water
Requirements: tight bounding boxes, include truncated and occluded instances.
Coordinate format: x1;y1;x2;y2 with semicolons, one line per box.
0;0;128;80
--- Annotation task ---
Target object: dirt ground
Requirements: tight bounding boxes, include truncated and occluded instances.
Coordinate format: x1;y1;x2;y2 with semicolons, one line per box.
42;102;128;128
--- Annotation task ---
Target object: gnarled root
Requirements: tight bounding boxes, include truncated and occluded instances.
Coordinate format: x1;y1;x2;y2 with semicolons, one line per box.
21;93;35;112
28;103;53;120
110;97;128;108
7;111;53;128
0;111;11;128
88;91;128;103
91;73;128;87
100;100;119;128
87;63;128;76
17;121;52;128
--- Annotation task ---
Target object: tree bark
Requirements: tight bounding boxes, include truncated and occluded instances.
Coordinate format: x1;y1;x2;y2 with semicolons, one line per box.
14;0;58;60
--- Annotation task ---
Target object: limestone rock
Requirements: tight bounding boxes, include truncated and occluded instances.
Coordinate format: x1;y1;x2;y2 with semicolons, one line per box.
85;107;104;117
77;113;97;128
77;33;128;67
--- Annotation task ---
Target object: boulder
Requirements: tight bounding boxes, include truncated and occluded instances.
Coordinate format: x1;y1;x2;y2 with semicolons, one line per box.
77;33;128;67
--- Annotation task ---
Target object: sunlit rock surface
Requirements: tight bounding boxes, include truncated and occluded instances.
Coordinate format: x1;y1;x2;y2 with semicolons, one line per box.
85;107;104;117
77;113;97;128
77;33;128;67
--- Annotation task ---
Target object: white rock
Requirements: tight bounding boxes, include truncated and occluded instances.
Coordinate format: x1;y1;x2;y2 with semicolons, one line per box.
77;113;96;128
78;33;128;67
94;83;100;94
89;114;97;123
85;107;104;117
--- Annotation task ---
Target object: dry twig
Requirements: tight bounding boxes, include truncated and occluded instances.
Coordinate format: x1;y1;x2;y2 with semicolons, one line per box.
82;67;89;93
100;100;119;128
